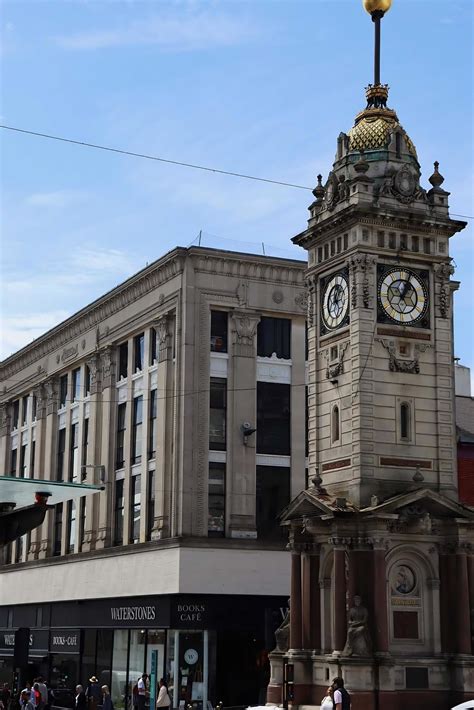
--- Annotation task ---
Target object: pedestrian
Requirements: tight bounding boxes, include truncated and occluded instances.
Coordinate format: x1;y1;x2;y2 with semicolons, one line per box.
332;677;351;710
86;678;101;710
75;686;86;710
36;679;48;710
100;687;113;710
155;680;170;709
19;692;34;710
21;685;33;706
136;674;148;710
32;685;41;710
320;685;334;709
0;684;11;710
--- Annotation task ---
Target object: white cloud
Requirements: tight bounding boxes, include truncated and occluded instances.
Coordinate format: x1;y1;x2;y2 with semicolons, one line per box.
0;310;71;360
55;10;257;52
26;189;87;208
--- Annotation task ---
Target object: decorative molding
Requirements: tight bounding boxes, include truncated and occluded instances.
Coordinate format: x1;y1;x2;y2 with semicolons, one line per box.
323;341;349;380
322;457;351;472
348;253;376;309
377;338;432;374
236;281;248;307
100;346;115;390
44;378;58;417
191;252;305;285
272;290;284;304
294;290;308;313
230;311;261;358
376;326;431;341
0;403;10;437
86;353;102;395
305;276;316;328
380;456;432;469
434;262;455;319
155;314;173;363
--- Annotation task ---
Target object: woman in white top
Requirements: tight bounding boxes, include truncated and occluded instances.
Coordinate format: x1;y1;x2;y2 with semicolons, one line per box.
320;686;334;709
155;680;171;709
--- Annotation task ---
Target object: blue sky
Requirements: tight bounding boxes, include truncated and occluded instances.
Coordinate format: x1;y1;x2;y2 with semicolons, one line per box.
1;0;473;382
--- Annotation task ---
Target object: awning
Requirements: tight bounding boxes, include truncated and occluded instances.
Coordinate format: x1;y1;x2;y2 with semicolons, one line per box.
0;475;104;508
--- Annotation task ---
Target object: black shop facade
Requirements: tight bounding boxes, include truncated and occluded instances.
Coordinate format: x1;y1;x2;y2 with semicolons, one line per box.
0;594;287;708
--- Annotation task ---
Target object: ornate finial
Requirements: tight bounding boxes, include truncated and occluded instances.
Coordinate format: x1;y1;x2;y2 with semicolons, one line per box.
312;174;325;201
413;465;424;483
365;83;389;109
363;0;392;15
354;149;370;173
310;468;327;495
429;161;445;189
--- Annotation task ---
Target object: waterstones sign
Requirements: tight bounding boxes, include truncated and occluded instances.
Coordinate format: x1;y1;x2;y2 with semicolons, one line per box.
110;606;157;622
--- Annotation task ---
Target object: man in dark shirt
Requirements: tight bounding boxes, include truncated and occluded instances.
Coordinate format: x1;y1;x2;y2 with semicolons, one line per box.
332;677;351;710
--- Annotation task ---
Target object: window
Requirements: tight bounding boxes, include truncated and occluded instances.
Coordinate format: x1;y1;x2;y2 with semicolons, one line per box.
209;378;226;451
210;311;228;353
324;244;329;260
423;238;432;254
337;236;342;253
343;233;349;250
400;403;411;441
59;375;68;408
119;342;128;379
257;382;291;455
132;396;143;464
318;247;323;262
208;463;225;537
134;333;145;372
69;423;79;481
84;365;91;396
15;536;24;564
150;327;157;364
257;317;291;359
256;466;290;540
129;474;141;544
66;501;76;554
82;419;89;469
400;234;407;250
32;394;37;421
10;448;17;476
116;403;126;469
72;368;81;402
12;400;19;430
57;428;66;481
114;479;125;546
411;235;419;252
331;240;336;255
53;503;63;556
377;231;385;248
21;396;28;426
78;498;86;547
20;444;28;478
30;441;36;477
332;405;340;443
389;232;397;249
147;471;155;541
148;390;157;459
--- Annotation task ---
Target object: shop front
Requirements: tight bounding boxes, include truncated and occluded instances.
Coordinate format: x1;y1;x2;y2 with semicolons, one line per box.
0;595;286;709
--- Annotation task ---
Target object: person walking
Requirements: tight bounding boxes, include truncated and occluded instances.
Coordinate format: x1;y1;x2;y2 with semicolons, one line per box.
19;692;34;710
0;684;11;710
100;687;113;710
75;686;87;710
32;685;41;710
320;686;334;709
86;678;101;710
155;681;170;709
36;680;47;710
332;677;351;710
136;674;148;710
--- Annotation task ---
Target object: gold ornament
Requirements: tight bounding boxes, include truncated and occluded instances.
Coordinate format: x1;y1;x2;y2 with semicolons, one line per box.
362;0;392;14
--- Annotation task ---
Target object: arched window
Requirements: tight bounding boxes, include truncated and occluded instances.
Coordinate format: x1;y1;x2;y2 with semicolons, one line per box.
400;402;410;440
332;405;340;443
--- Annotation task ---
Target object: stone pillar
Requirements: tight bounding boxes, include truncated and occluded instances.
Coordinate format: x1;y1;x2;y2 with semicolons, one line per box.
439;549;452;653
96;346;116;549
0;403;10;474
302;552;312;651
290;550;303;651
468;553;474;651
228;311;260;537
28;385;47;560
38;378;58;558
455;551;471;654
334;547;347;652
310;550;321;651
82;353;102;552
373;546;389;653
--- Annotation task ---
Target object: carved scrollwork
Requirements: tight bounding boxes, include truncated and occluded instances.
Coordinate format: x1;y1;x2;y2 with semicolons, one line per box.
435;262;455;318
348;253;376;309
324;341;349;380
155;314;173;363
230;311;261;357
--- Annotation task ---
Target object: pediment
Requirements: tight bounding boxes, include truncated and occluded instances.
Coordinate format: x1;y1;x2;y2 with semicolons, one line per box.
280;488;337;522
363;488;474;521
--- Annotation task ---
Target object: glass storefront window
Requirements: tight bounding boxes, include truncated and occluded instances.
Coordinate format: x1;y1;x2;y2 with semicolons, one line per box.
50;654;79;708
112;630;129;709
128;630;146;702
167;631;207;709
96;630;113;690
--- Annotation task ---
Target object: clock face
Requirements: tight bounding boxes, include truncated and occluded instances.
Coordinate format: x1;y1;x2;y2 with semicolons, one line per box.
378;267;429;326
321;272;349;333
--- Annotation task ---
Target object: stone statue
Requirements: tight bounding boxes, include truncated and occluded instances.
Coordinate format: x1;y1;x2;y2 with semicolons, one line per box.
342;595;372;657
273;599;290;652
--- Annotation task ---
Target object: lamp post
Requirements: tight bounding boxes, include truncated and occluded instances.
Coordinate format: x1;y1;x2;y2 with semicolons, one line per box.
363;0;393;86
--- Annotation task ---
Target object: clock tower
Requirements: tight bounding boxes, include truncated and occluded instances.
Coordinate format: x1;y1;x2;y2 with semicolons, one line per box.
268;3;474;709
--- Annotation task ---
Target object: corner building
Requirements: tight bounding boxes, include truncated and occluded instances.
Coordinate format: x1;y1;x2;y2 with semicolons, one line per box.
0;247;311;707
266;83;474;709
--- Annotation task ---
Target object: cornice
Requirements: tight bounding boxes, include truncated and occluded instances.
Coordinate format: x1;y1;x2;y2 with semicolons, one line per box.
0;250;186;382
190;250;305;285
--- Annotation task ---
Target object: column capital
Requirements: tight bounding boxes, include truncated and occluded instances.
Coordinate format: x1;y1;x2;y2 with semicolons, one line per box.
0;402;11;437
230;310;261;357
44;377;59;416
99;346;116;389
32;383;47;420
86;353;102;394
154;314;173;363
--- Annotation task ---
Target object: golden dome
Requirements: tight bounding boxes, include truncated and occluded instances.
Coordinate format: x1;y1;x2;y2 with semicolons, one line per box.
347;108;417;158
362;0;392;14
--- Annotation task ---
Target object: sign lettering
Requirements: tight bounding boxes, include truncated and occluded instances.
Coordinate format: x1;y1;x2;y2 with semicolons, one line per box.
110;606;156;622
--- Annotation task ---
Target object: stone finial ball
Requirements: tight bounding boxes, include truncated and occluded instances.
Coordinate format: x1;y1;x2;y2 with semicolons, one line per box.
363;0;392;14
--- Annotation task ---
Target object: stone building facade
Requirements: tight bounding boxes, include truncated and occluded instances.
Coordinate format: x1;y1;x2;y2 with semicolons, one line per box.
0;247;311;707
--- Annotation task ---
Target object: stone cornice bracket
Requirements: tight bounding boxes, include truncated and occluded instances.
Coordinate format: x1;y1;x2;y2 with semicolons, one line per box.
230;311;261;358
348;253;376;309
32;383;47;420
434;262;455;319
154;314;173;363
376;338;422;375
99;346;115;389
324;341;349;380
0;403;11;436
86;353;102;395
44;377;59;417
305;275;317;328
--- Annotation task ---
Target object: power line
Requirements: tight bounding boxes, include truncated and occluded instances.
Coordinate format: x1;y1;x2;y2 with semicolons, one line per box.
1;124;472;220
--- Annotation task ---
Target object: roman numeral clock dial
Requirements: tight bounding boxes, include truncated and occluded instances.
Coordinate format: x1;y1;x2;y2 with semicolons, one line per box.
320;271;350;334
377;266;430;327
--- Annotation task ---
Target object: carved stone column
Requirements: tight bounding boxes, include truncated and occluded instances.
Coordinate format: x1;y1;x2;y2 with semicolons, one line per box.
302;546;321;652
333;547;347;652
37;378;59;558
228;311;260;537
95;346;116;549
455;550;471;654
28;384;47;560
373;543;389;653
82;354;102;552
290;549;303;651
0;403;11;474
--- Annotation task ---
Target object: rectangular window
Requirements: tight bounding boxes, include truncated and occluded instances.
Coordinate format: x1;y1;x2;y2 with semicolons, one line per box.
12;400;19;430
209;378;227;451
343;233;349;250
210;311;228;353
389;232;397;249
116;403;126;469
377;231;385;248
69;423;79;482
15;536;24;564
72;368;81;402
53;503;63;556
393;611;419;639
20;444;28;478
82;419;89;469
318;247;323;262
411;235;419;251
134;333;145;372
257;382;291;455
66;501;76;554
324;244;329;260
336;236;342;253
147;471;155;541
10;448;17;476
32;394;37;421
257;317;291;359
57;428;66;481
30;441;36;477
132;396;143;464
114;479;125;546
256;466;290;540
208;462;225;537
21;396;28;426
59;375;68;408
331;240;336;255
423;238;432;254
400;233;407;250
150;327;157;365
84;365;91;396
148;390;157;459
129;474;141;544
78;498;86;547
119;342;128;379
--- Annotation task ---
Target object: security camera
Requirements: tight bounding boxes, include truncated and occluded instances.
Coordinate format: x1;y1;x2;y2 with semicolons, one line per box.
242;422;257;435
